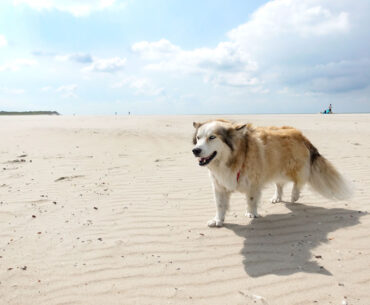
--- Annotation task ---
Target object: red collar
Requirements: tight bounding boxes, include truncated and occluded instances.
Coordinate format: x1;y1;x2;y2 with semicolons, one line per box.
236;163;245;183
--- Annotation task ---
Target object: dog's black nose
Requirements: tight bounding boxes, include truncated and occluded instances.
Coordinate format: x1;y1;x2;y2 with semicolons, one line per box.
192;148;201;156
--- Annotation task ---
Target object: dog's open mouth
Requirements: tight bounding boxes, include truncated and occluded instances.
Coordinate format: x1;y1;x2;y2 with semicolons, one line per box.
198;151;217;166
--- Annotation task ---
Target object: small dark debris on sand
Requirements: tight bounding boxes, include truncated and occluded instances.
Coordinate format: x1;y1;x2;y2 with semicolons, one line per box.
55;175;84;182
7;159;26;163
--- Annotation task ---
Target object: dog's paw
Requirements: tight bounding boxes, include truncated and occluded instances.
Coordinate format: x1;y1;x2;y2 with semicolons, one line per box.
270;196;281;204
207;218;223;227
290;194;300;203
245;212;258;218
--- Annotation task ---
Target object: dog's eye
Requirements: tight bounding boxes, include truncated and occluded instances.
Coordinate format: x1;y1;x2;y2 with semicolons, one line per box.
209;135;216;140
196;136;200;140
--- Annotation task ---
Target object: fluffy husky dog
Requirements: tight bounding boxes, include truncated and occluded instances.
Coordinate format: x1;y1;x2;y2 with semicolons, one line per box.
192;119;352;227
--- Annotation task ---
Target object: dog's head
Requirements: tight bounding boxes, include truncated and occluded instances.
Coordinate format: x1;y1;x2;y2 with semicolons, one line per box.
192;120;246;167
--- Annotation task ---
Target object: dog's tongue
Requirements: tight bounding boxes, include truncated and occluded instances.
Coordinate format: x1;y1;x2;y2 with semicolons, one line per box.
199;156;209;162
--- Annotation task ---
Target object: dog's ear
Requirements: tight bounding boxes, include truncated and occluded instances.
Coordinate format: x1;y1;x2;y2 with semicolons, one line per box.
193;122;201;129
234;124;246;131
192;122;202;144
215;127;234;151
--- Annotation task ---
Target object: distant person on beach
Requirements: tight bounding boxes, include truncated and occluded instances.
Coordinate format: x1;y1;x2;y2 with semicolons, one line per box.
322;104;333;114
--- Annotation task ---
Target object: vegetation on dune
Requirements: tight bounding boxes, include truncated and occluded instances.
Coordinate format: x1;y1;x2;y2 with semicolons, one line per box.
0;111;60;115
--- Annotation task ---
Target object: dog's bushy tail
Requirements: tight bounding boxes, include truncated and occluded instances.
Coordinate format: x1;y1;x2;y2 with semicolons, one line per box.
308;144;353;200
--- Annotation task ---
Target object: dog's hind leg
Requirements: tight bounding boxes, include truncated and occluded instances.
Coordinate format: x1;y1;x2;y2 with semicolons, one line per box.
271;183;284;203
291;182;304;203
208;186;230;227
245;187;261;218
291;163;310;203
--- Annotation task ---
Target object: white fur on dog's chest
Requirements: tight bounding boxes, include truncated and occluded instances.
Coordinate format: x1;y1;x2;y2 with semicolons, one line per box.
209;166;247;192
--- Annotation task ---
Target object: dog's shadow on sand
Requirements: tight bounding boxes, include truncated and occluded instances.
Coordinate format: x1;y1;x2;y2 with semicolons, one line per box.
224;202;364;277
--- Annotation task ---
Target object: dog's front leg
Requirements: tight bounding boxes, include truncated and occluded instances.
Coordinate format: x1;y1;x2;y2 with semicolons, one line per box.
208;184;230;227
245;187;261;218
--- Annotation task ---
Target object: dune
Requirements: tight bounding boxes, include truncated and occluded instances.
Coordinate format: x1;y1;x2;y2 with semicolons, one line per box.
0;114;369;305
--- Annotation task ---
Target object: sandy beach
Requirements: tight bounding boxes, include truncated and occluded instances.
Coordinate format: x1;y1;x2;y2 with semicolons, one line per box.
0;114;369;305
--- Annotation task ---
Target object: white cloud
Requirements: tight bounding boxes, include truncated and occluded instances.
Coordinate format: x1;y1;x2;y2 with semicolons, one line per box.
0;87;25;95
132;39;181;60
41;86;53;92
132;0;370;94
112;77;164;96
205;73;260;88
13;0;120;17
56;84;77;98
226;0;351;64
228;0;349;43
0;35;7;48
132;40;259;87
83;56;126;73
0;58;37;71
225;0;367;93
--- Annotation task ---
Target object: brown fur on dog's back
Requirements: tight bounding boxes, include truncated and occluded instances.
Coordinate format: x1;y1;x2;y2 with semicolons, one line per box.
251;126;311;185
246;124;352;199
254;126;352;199
218;121;352;199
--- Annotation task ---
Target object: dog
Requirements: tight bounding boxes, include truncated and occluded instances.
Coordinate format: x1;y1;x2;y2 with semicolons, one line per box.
192;119;353;227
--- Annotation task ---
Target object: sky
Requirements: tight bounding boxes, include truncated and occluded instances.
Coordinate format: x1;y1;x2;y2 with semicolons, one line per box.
0;0;369;115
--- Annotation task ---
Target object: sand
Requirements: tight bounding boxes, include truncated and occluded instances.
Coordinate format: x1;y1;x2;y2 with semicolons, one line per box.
0;114;369;305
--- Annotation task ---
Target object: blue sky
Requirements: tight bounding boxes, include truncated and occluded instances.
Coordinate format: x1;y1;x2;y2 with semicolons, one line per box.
0;0;369;115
